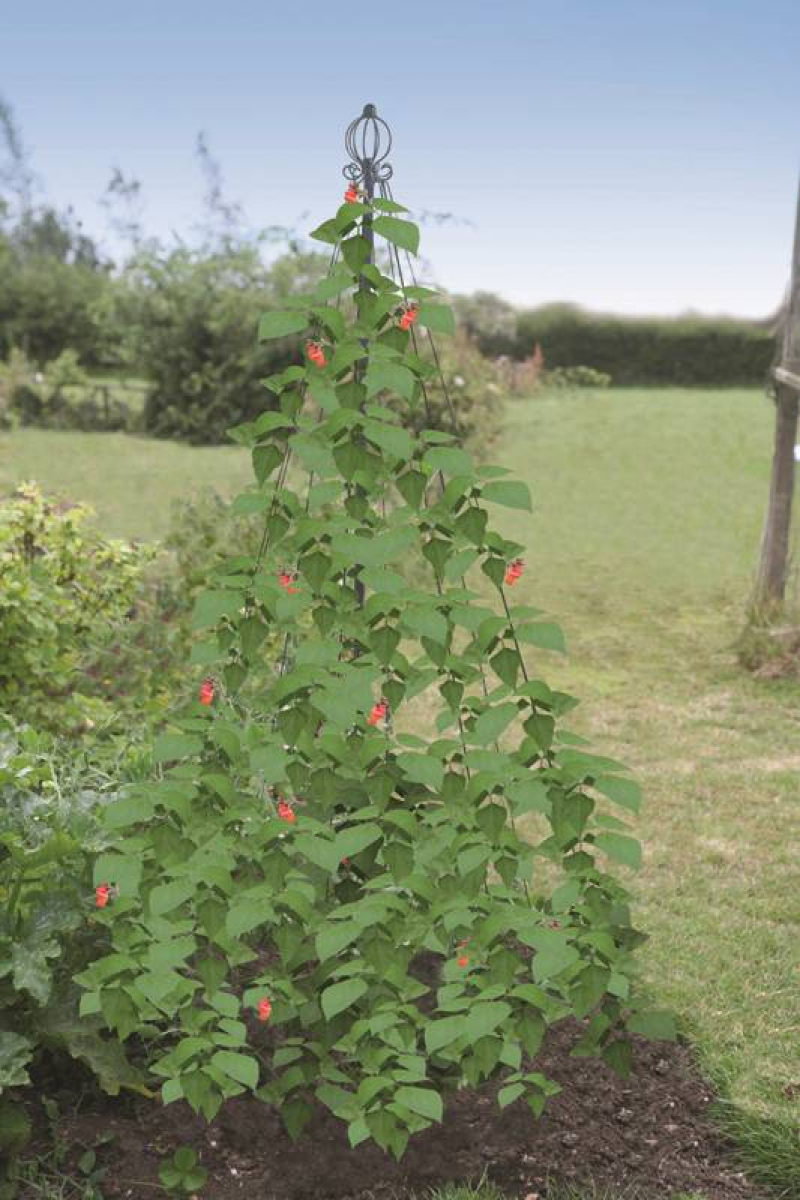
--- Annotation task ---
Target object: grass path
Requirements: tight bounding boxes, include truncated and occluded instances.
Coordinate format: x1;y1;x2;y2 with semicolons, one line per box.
492;389;799;1191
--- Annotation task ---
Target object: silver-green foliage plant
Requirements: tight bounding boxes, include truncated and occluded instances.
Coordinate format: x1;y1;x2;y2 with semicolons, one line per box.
78;191;673;1159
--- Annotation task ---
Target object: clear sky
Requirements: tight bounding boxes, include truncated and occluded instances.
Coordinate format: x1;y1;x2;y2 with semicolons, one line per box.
3;0;799;317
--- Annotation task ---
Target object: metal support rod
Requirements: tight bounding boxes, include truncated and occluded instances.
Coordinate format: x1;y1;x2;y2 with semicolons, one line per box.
342;104;394;635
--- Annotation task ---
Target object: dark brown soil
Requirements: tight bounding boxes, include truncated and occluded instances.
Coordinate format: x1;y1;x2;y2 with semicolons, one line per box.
22;1021;770;1200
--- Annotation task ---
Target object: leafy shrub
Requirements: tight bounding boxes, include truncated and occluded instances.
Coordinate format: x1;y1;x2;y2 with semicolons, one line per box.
514;304;773;387
1;349;137;432
0;243;120;370
126;245;326;444
0;483;154;731
81;193;671;1159
543;366;612;390
0;718;143;1164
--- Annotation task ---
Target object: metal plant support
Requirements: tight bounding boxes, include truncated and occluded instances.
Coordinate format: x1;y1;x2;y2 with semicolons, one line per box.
755;174;800;609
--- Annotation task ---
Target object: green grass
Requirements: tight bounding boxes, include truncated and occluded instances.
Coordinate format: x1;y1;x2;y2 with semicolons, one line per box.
0;427;251;540
2;388;798;1195
493;388;800;1193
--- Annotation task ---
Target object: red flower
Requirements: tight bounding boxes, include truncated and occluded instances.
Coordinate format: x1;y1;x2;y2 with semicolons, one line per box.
95;883;111;909
257;997;272;1022
199;677;215;706
367;700;388;727
306;340;326;368
340;857;351;868
278;570;300;594
457;955;470;968
277;800;296;824
344;184;359;203
504;557;524;586
398;305;419;331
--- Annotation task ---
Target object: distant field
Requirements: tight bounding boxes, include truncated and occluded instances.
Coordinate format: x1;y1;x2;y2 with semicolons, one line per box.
2;387;798;1190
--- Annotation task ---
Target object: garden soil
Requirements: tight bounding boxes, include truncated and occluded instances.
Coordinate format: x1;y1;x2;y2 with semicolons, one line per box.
22;1019;773;1200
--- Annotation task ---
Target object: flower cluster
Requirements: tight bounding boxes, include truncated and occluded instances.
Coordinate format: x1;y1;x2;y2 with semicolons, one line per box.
504;557;525;586
306;340;327;368
367;699;389;727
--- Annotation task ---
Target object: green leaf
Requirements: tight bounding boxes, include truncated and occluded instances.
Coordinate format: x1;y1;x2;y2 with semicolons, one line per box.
482;480;533;512
0;1032;32;1089
471;702;518;745
191;589;243;630
0;1094;31;1155
490;646;521;688
465;1002;511;1041
594;775;642;813
316;921;363;962
321;978;368;1021
625;1009;677;1040
396;753;444;789
497;1082;525;1108
602;1038;632;1077
294;832;340;874
372;198;408;213
416;304;456;335
210;1050;260;1089
516;622;566;652
373;215;420;255
258;310;308;340
365;361;416;400
149;878;195;916
309;218;340;244
593;832;642;869
425;446;473;477
394;1085;443;1123
425;1015;466;1054
11;940;58;1004
153;734;202;763
334;823;383;860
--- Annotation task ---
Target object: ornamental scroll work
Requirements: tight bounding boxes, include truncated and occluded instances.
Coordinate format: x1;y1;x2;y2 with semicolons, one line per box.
342;103;394;186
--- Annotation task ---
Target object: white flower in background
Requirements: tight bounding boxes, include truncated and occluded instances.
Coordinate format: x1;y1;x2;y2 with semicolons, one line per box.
794;444;800;462
453;375;465;388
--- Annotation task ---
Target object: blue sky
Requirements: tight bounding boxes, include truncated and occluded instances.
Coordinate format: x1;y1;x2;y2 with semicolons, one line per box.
3;0;799;316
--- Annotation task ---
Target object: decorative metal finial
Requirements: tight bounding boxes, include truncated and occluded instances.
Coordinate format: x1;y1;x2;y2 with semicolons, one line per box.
343;103;393;194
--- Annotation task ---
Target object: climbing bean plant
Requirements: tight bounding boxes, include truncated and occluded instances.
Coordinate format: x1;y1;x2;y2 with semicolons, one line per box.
77;191;673;1160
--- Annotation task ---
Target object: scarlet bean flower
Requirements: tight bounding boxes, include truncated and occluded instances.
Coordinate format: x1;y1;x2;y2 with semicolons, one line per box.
340;857;351;868
457;955;470;968
278;570;300;594
95;883;111;909
398;304;419;331
199;677;215;706
367;700;388;727
344;184;359;203
277;799;296;824
306;340;326;368
504;557;525;586
257;997;272;1022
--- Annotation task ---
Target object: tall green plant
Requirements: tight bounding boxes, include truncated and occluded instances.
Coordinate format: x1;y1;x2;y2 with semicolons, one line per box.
78;190;672;1158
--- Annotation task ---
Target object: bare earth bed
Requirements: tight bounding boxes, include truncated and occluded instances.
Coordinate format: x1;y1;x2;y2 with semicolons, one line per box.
23;1021;769;1200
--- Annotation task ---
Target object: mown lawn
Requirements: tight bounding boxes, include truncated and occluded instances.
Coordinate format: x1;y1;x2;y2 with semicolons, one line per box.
0;427;251;540
2;387;798;1196
492;387;799;1191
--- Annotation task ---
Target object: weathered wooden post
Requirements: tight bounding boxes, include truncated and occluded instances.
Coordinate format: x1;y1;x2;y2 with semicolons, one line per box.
754;175;800;611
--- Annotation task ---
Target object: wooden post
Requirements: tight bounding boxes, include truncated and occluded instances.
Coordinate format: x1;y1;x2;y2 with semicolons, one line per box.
754;175;800;612
755;381;798;610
